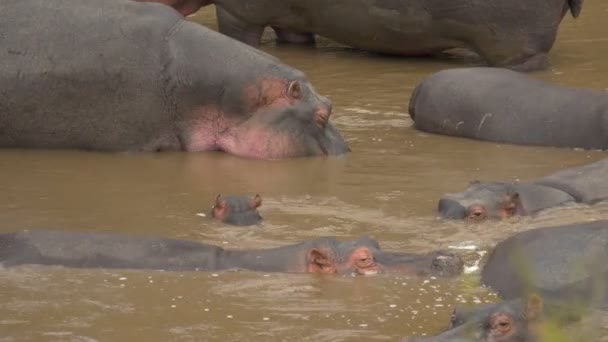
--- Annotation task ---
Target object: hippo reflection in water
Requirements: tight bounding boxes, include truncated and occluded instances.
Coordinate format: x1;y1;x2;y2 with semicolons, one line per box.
0;230;464;276
438;158;608;221
404;220;608;341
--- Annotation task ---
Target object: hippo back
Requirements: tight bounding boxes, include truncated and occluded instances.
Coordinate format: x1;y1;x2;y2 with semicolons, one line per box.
481;221;608;306
535;158;608;204
0;0;181;150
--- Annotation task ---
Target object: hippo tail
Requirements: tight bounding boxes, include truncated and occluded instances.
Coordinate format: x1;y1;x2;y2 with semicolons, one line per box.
407;83;423;121
568;0;583;18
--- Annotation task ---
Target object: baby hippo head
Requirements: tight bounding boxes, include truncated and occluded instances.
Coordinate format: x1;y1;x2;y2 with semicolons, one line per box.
210;194;263;226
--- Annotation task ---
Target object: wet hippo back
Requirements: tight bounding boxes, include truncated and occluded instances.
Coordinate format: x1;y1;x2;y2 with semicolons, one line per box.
410;68;608;149
215;0;580;70
535;158;608;204
481;221;608;304
0;0;181;150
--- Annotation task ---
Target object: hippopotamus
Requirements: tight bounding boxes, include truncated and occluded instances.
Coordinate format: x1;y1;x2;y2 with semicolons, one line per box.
402;296;546;342
403;220;608;341
410;67;608;149
0;229;464;276
210;194;263;226
437;158;608;221
0;0;349;160
203;0;582;71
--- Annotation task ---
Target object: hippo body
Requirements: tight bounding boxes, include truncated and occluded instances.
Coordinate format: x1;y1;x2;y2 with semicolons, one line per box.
438;158;608;221
209;0;582;71
404;221;608;341
482;221;608;305
410;67;608;149
0;229;464;276
0;0;349;159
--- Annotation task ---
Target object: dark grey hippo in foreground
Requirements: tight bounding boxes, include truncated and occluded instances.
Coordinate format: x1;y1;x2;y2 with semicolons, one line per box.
209;0;582;71
438;158;608;221
410;67;608;149
0;230;464;276
0;0;349;159
404;220;608;341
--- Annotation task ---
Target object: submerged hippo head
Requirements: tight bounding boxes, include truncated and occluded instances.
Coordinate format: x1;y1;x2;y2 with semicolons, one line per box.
211;194;263;226
301;236;464;276
438;182;523;222
403;295;544;342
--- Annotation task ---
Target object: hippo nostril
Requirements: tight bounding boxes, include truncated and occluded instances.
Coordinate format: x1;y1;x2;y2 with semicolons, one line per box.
438;198;466;219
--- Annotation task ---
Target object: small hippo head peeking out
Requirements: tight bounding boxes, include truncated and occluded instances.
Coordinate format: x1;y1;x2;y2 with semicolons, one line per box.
402;295;545;342
210;194;263;226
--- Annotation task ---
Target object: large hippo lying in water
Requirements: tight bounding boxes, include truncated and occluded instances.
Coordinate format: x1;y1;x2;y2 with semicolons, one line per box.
0;230;464;276
404;220;608;341
438;158;608;221
410;67;608;149
205;0;582;71
0;0;349;159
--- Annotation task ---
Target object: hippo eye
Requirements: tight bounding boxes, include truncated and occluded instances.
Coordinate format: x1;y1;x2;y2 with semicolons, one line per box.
358;257;374;267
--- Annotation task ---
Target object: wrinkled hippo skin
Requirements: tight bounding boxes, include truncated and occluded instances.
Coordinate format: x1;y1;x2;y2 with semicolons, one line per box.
410;67;608;148
0;0;349;160
438;158;608;221
210;194;263;226
403;220;608;341
0;230;464;276
210;0;583;71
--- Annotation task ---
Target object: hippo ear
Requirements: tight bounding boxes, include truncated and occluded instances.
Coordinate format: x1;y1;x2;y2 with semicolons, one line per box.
287;80;302;100
212;194;229;219
306;248;336;274
250;194;262;209
504;192;523;216
525;294;544;320
214;194;226;209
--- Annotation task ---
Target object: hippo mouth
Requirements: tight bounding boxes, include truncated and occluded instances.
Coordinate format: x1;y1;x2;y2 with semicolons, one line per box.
215;115;350;160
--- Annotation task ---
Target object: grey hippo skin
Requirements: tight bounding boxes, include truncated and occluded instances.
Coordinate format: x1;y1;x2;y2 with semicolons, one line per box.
437;158;608;221
403;220;608;341
210;194;263;226
210;0;583;71
135;0;211;16
410;67;608;149
0;230;464;276
0;0;349;159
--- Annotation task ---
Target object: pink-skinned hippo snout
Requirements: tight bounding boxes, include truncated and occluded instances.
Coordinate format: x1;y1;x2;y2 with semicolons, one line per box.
183;76;350;159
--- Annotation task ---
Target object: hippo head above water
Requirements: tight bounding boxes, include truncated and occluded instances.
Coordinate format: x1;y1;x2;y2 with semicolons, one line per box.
437;179;580;222
438;182;524;222
210;194;263;226
403;295;545;342
288;236;465;276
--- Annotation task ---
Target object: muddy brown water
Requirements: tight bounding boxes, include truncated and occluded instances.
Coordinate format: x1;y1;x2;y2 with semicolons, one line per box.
2;2;608;341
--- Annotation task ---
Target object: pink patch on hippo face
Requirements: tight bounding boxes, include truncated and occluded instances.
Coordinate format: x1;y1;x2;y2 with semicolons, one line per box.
243;78;301;113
